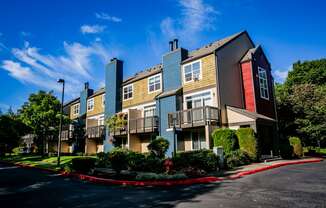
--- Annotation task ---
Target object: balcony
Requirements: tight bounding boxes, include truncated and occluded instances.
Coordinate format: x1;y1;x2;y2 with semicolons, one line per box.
168;106;220;129
129;116;159;134
86;125;106;139
61;129;74;141
110;126;128;136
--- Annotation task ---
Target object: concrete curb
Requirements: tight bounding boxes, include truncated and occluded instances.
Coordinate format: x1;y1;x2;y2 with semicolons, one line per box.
227;158;323;180
1;158;323;186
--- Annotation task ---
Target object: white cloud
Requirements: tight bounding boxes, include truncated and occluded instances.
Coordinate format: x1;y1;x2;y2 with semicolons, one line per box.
273;66;291;83
95;12;122;22
1;41;115;97
80;24;106;34
160;0;219;46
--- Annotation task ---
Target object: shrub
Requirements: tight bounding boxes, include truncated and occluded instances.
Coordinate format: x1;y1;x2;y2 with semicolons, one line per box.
174;149;219;172
127;151;146;171
142;154;164;173
135;172;187;181
212;128;239;154
279;138;294;159
147;137;169;158
224;150;251;169
108;148;128;174
71;157;96;173
289;137;303;158
96;152;110;168
236;128;258;161
12;147;21;155
63;164;73;174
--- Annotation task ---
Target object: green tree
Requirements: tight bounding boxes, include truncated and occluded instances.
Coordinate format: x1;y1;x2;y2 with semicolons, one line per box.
18;91;68;155
276;59;326;147
0;111;30;155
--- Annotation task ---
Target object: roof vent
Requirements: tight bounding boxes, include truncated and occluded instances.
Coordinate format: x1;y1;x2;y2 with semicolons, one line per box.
173;39;178;50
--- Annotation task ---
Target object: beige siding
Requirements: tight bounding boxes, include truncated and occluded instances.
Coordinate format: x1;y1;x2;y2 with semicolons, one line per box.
70;103;80;119
182;54;217;93
122;73;161;108
87;93;105;117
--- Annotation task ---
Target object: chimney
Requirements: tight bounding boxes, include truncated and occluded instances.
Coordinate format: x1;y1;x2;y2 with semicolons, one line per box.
110;57;117;62
84;82;89;90
173;39;178;50
169;41;174;51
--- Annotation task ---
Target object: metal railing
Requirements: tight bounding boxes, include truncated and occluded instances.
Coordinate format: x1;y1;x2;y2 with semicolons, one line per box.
168;106;219;129
86;125;106;139
129;116;159;134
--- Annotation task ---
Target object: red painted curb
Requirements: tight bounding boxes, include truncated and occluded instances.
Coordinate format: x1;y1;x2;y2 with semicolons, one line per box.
1;158;322;186
227;158;323;180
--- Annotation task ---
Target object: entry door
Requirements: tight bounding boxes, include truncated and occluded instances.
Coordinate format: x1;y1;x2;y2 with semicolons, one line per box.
192;131;206;150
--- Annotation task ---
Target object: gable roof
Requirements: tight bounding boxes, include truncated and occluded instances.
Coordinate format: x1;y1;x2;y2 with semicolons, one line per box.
88;87;105;99
240;45;261;63
226;106;276;122
123;64;162;86
182;31;250;63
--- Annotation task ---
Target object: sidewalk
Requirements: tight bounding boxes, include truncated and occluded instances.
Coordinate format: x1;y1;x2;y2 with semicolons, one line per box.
221;157;323;180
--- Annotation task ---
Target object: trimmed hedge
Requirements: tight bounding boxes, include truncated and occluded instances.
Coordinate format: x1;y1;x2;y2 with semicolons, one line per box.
236;128;258;161
225;150;251;169
71;157;96;173
279;138;294;159
289;137;303;158
212;128;239;154
108;148;129;174
173;149;219;172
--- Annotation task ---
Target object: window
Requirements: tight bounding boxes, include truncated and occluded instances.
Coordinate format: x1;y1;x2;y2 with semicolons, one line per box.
72;103;79;115
258;67;269;100
87;98;94;111
144;105;156;117
148;74;161;93
191;131;206;150
185;91;212;109
98;115;105;126
102;94;105;107
183;60;201;83
123;84;133;100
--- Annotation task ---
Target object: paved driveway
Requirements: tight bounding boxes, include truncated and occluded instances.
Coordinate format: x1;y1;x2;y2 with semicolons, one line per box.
0;160;325;208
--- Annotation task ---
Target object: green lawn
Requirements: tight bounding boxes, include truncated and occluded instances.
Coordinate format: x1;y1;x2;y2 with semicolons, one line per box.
1;155;95;171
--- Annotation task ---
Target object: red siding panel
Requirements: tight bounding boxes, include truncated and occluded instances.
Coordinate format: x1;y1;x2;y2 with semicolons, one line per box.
241;61;255;112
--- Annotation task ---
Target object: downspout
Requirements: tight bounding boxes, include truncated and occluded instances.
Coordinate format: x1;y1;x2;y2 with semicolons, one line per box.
214;50;223;127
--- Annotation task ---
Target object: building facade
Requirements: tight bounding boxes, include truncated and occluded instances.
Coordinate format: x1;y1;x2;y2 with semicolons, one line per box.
60;31;278;156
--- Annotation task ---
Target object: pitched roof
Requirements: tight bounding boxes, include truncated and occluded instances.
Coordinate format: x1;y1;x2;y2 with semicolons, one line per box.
240;45;261;63
226;106;276;122
123;64;162;85
88;87;105;98
182;31;247;63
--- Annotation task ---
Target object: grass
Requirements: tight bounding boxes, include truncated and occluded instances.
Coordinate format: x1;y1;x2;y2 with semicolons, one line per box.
303;147;326;155
1;154;95;171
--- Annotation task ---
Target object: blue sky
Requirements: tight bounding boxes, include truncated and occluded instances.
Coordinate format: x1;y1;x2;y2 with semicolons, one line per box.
0;0;325;112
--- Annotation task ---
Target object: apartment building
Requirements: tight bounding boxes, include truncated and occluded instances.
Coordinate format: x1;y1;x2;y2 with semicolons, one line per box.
61;31;278;156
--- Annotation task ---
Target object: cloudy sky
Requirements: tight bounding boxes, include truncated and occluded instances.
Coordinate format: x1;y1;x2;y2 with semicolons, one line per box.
0;0;325;111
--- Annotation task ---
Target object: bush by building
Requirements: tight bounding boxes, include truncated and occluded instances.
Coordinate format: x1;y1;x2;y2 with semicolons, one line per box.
279;138;294;159
71;157;96;173
224;150;252;169
108;148;129;174
236;128;258;161
173;149;219;173
147;137;169;159
289;136;303;158
212;128;239;154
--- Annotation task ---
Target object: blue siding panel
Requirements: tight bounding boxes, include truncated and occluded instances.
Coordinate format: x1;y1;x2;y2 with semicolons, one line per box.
104;59;123;152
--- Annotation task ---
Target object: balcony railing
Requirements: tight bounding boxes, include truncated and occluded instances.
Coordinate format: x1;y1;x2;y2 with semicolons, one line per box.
168;106;219;129
86;125;106;139
109;126;128;136
129;116;159;134
61;129;74;141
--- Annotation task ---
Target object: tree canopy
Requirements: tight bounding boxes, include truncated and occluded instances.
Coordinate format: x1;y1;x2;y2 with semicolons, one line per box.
18;91;68;154
276;59;326;147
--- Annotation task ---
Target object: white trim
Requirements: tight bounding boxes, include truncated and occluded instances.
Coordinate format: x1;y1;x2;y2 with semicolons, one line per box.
87;98;94;112
102;94;105;108
258;67;269;100
123;84;133;101
183;88;214;110
147;73;162;94
182;59;202;84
